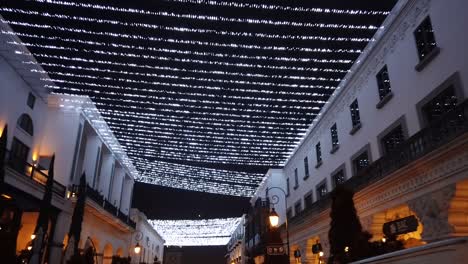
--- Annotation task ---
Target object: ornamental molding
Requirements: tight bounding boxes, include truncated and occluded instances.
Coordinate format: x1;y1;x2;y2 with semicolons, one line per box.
284;0;432;166
355;141;468;215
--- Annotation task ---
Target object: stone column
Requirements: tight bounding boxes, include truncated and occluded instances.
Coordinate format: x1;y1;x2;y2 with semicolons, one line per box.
408;184;456;242
48;210;72;264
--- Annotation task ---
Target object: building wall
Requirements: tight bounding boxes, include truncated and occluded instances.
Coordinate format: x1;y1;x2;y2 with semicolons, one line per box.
282;0;468;220
0;52;140;263
251;169;287;225
0;55;48;168
130;209;165;264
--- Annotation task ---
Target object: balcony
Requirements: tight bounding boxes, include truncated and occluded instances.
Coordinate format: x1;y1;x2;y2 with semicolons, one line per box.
3;150;66;197
291;99;468;224
70;184;136;229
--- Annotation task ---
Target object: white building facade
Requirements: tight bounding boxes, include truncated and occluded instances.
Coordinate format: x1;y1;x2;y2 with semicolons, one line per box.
130;209;165;264
0;17;163;264
252;0;468;263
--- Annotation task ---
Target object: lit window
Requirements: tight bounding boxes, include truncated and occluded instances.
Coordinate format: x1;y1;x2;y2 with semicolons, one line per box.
315;142;322;165
381;125;405;155
376;66;392;101
350;99;361;128
414;17;437;60
353;151;369;176
316;181;328;200
331;170;345;188
422;86;458;124
330;124;339;150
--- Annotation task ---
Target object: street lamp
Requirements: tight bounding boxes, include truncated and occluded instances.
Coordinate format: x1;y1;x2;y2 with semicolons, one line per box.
269;208;279;227
134;242;141;254
266;186;290;259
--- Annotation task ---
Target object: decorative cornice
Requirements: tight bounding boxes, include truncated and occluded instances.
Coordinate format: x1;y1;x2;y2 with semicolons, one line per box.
48;94;140;180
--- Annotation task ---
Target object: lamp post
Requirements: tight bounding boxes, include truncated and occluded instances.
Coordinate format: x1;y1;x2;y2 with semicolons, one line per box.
266;186;290;260
134;231;143;263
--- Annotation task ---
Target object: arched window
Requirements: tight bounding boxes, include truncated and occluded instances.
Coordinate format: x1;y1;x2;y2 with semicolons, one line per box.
17;114;34;136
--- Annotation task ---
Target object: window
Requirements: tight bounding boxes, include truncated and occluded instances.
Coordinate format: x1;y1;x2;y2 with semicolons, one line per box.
304;192;313;209
353;151;370;176
286;208;293;220
17;114;34;136
108;162;116;200
315;142;322;166
93;147;102;189
350;99;361;130
316;180;328;200
331;169;346;188
294;168;299;189
330;124;339;152
303;157;310;179
294;201;302;215
286;178;290;197
422;86;458;124
376;65;392;102
414;17;437;61
27;92;36;109
381;125;405;155
10;137;30;174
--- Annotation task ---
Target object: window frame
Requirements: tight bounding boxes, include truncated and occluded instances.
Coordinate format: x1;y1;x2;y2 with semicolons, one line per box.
414;16;440;71
293;168;299;190
16;113;34;136
315;142;322;168
415;72;464;128
27;92;36;109
303;191;313;209
294;200;302;216
377;116;408;157
330;164;346;189
349;99;362;134
303;156;310;180
375;65;394;109
350;144;372;177
315;179;328;200
330;123;339;153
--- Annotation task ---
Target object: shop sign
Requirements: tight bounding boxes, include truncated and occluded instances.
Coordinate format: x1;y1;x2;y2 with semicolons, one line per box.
383;215;418;237
266;245;285;255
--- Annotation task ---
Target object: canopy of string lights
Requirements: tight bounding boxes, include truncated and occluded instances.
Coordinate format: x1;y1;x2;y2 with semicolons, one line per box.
0;0;397;196
149;218;241;246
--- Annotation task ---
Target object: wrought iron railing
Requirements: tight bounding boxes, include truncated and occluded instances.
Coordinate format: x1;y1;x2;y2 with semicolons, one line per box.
3;150;66;197
70;184;136;229
291;99;468;224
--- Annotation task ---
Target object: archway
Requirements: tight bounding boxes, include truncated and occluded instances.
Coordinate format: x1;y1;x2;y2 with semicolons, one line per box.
116;247;123;257
103;243;113;264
